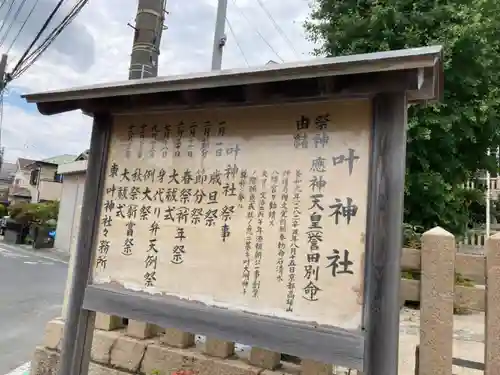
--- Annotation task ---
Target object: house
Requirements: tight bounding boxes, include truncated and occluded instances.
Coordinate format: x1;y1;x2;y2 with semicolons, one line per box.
9;157;37;203
0;161;17;203
9;154;77;204
54;150;88;254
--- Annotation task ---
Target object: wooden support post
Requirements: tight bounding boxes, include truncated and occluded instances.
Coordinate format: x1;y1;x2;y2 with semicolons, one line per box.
57;114;112;375
419;227;455;375
363;93;408;375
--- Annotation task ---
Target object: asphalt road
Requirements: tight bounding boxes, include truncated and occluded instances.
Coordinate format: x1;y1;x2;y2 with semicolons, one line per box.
0;242;68;374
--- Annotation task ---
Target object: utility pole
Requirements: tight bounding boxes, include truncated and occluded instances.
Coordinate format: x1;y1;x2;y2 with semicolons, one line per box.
0;53;8;170
211;0;228;70
128;0;167;79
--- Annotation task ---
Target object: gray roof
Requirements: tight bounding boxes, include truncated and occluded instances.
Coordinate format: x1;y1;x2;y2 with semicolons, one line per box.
22;45;443;116
18;157;37;170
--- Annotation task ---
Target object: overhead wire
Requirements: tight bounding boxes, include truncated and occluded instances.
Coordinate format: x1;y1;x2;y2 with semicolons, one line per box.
0;0;18;41
0;0;28;48
9;0;89;80
253;0;300;59
13;0;88;78
8;0;67;79
225;16;249;67
6;0;39;54
0;0;13;14
230;0;284;62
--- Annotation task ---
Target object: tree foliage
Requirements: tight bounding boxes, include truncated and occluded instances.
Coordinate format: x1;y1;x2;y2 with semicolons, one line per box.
305;0;500;234
9;201;59;226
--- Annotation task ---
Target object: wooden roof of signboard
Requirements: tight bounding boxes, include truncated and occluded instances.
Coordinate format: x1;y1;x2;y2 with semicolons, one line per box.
22;45;443;116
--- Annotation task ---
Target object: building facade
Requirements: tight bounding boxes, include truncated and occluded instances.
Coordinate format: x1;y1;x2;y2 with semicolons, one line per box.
9;154;76;204
54;154;88;254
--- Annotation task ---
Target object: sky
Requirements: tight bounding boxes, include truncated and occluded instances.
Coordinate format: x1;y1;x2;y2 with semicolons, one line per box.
0;0;317;163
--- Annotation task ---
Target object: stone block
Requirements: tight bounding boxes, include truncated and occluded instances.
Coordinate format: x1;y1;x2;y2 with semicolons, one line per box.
486;232;500;375
95;313;124;331
204;338;235;358
301;359;333;375
142;343;262;375
419;227;455;375
126;320;160;339
160;328;195;348
31;347;59;375
249;347;281;370
88;362;131;375
91;329;121;365
110;334;147;372
43;319;64;350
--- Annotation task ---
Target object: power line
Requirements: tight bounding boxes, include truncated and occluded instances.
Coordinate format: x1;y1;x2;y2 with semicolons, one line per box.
5;0;39;54
0;0;28;48
225;16;249;67
0;0;13;13
8;0;67;79
0;0;18;41
12;0;88;79
230;0;284;62
253;0;300;59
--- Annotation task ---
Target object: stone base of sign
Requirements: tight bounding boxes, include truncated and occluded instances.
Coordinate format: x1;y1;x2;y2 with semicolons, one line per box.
32;319;345;375
95;313;125;331
127;320;162;339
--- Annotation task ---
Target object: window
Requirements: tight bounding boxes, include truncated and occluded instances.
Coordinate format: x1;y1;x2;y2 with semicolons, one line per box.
29;169;39;186
14;179;20;185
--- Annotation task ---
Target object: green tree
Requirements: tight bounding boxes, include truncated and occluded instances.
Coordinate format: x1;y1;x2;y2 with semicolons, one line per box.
305;0;500;234
9;200;59;226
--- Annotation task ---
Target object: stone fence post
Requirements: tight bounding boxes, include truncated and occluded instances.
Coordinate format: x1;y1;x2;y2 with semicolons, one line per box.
418;227;455;375
485;233;500;375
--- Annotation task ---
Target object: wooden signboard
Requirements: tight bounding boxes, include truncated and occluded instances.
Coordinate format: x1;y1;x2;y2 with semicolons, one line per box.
93;100;369;329
22;45;443;375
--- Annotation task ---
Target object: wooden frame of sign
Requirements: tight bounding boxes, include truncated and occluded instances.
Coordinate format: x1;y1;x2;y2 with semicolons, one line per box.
23;45;443;375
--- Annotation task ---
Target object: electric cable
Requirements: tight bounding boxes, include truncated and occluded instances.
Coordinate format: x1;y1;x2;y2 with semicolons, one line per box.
0;0;28;48
9;0;88;80
8;0;66;79
225;16;249;66
5;0;39;54
0;0;19;42
254;0;300;59
230;0;284;62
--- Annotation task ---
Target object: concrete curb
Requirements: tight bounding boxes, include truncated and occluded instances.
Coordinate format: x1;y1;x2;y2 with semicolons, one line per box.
0;240;69;263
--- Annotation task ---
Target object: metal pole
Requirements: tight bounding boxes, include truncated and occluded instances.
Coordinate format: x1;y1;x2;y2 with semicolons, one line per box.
211;0;228;70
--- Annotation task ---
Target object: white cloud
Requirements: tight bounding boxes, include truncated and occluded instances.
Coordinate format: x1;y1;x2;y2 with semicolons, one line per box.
0;0;316;162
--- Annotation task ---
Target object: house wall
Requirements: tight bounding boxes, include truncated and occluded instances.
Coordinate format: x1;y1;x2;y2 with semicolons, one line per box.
38;180;63;202
32;164;62;203
55;172;86;253
12;169;30;189
39;164;58;181
10;168;34;202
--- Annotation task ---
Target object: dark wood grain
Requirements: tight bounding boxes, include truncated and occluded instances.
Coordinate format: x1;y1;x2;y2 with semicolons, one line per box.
84;283;365;370
363;93;408;375
58;113;112;375
33;69;428;116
